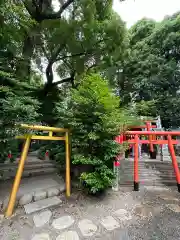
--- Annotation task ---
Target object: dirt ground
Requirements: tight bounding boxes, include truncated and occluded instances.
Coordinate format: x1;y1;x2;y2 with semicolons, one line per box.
0;184;180;240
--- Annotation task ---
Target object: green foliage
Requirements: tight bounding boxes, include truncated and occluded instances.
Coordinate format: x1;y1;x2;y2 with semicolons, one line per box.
0;71;40;162
56;74;135;194
135;100;157;117
118;13;180;128
129;18;156;45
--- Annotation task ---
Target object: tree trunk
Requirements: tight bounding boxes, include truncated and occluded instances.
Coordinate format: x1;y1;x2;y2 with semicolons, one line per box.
16;35;34;80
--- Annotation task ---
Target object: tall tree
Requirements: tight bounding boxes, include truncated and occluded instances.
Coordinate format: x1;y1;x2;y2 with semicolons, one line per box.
117;15;180;128
12;0;127;124
0;0;40;162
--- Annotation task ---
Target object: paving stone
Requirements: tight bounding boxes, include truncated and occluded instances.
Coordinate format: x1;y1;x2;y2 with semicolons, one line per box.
59;183;66;193
159;195;179;202
2;197;10;211
56;231;79;240
78;219;97;237
0;214;4;223
100;216;120;231
0;200;3;210
19;193;33;206
145;186;170;192
166;204;180;212
52;216;74;230
114;209;132;221
31;233;50;240
133;205;153;218
33;210;52;227
34;191;47;201
24;196;62;214
47;188;59;198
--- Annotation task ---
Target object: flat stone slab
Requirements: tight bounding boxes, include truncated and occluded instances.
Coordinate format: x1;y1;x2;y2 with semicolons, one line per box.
52;216;74;230
19;193;33;206
145;186;171;192
166;204;180;212
159;195;179;202
56;231;79;240
133;205;153;218
100;216;120;231
47;188;59;197
24;196;62;214
18;176;61;197
34;191;47;201
33;210;52;227
78;219;97;237
0;174;65;203
114;209;132;221
31;233;51;240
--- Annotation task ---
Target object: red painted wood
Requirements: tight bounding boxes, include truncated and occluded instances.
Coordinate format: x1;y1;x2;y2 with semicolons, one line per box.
168;135;180;184
126;131;180;135
134;135;139;183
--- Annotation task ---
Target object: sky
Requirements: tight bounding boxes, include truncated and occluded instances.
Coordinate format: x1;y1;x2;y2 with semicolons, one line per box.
113;0;180;27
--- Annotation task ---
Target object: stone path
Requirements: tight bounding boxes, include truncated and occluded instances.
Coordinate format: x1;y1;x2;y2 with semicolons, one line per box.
1;185;180;240
31;208;132;239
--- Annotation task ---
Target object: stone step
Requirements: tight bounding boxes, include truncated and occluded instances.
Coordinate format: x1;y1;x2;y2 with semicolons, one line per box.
118;159;178;188
119;179;176;185
22;167;57;178
120;171;176;176
2;167;57;180
24;196;62;214
0;174;65;211
120;175;176;180
120;166;177;171
0;162;54;171
120;168;175;172
120;172;176;177
120;163;176;167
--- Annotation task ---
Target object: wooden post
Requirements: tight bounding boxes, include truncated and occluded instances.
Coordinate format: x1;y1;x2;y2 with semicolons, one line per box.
168;135;180;192
146;122;154;153
65;131;70;197
6;136;31;217
134;134;139;191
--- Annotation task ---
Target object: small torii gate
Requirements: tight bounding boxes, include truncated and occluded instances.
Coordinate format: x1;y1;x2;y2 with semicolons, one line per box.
5;124;71;217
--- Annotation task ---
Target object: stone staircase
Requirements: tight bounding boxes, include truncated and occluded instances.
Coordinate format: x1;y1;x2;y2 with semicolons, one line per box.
0;153;58;180
0;152;65;214
119;157;178;188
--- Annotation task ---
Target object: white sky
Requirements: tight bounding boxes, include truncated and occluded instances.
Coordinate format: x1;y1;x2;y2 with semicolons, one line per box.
113;0;180;27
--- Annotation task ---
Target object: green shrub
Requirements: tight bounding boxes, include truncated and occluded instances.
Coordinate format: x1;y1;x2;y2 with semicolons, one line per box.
56;74;134;194
0;79;40;162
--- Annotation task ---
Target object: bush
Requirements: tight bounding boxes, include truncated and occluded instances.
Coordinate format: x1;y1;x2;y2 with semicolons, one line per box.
56;74;134;194
0;77;40;163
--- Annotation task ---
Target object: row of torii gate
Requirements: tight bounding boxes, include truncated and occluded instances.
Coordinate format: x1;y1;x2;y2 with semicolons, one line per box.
115;119;180;193
5;120;180;217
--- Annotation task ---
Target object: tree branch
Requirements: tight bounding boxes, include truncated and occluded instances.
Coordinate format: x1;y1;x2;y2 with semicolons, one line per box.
23;1;35;18
56;52;88;61
52;76;74;86
32;0;40;12
45;43;66;84
40;0;74;20
46;61;53;84
56;38;107;61
23;0;74;22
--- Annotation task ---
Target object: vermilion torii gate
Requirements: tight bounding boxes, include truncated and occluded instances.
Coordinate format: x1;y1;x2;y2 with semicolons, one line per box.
124;130;180;192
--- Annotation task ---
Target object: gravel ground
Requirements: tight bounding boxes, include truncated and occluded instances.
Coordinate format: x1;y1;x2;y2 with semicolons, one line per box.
0;185;180;240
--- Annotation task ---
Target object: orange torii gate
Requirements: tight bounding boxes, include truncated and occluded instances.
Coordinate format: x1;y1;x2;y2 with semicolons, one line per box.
124;130;180;192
